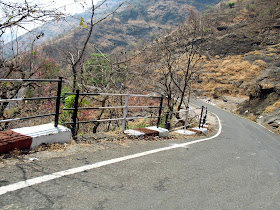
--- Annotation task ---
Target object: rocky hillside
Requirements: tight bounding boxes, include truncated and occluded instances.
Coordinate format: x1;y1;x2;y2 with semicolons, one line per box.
39;0;221;59
192;0;280;133
122;0;279;134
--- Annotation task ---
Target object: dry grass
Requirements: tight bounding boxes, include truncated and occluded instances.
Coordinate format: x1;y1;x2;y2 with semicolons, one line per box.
264;106;277;113
263;101;280;113
247;113;257;122
274;101;280;108
199;52;270;98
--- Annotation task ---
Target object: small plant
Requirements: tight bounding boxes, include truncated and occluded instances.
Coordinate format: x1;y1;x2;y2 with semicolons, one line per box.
59;94;89;127
228;2;235;8
150;33;156;41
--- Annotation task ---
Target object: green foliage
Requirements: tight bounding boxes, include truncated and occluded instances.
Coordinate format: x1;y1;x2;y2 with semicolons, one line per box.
79;17;88;28
59;94;75;126
127;44;135;52
64;95;76;108
61;86;72;103
228;2;235;8
64;94;89;108
59;94;89;126
84;53;111;87
150;33;157;41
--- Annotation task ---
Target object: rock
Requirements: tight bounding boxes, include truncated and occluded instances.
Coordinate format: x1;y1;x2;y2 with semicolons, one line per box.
268;122;279;129
217;26;228;31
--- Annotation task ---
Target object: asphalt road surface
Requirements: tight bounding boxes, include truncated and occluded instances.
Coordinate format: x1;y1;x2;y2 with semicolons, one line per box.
0;99;279;209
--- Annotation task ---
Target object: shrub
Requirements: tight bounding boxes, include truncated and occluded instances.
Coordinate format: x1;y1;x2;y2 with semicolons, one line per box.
228;2;235;8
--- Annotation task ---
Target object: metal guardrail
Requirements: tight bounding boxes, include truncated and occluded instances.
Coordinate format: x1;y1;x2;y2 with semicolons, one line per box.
0;77;63;127
64;92;162;98
164;106;207;131
0;79;62;82
62;90;164;138
0;96;58;103
1;78;207;137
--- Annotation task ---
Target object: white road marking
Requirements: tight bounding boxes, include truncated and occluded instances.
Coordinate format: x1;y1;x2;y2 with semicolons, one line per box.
0;114;222;196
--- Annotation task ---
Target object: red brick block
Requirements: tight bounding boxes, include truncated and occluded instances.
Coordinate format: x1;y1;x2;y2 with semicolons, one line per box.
0;130;32;154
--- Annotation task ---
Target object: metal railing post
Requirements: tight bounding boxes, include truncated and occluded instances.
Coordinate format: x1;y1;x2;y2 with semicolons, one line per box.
122;93;130;132
202;107;207;128
165;112;170;130
157;96;164;128
184;106;189;133
199;106;204;129
72;89;80;139
54;77;62;127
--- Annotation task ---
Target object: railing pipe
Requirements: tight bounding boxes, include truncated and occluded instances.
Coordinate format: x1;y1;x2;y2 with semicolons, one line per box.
183;106;189;133
121;93;130;132
0;96;57;103
0;79;61;82
64;92;161;98
157;96;164;128
54;77;62;127
71;89;80;138
63;105;160;111
199;106;204;129
0;113;57;123
62;115;159;125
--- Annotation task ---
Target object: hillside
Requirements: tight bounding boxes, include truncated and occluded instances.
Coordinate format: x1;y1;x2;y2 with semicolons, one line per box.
39;0;221;60
198;0;280;133
2;0;126;57
122;0;279;133
46;0;279;133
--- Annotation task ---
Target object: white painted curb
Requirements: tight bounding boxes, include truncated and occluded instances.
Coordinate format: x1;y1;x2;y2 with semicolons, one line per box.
175;130;196;135
12;123;71;149
124;129;145;138
191;127;208;134
146;126;169;137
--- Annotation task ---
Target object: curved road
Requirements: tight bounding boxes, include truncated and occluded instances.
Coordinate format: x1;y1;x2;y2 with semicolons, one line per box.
0;100;279;209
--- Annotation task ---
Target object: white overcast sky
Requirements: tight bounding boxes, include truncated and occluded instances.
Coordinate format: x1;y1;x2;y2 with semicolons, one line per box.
1;0;100;42
12;0;100;14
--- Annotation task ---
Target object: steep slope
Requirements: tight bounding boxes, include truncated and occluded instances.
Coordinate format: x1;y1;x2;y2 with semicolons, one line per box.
192;0;280;133
40;0;221;59
124;0;279;133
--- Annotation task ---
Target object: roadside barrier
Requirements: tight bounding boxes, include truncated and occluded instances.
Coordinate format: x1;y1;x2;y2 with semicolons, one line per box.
0;78;63;127
61;91;164;138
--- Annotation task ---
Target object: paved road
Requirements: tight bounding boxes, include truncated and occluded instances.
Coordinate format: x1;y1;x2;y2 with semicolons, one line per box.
0;100;279;209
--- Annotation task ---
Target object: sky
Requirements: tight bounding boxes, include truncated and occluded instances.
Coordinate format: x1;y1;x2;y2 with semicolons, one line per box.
1;0;100;42
10;0;100;15
37;0;100;14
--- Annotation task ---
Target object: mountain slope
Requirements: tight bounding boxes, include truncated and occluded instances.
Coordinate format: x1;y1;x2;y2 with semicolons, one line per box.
39;0;221;59
191;0;280;133
121;0;279;133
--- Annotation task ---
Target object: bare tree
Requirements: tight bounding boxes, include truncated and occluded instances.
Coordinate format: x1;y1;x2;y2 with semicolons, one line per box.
135;18;204;120
0;0;66;130
65;0;128;92
62;0;128;135
0;1;63;37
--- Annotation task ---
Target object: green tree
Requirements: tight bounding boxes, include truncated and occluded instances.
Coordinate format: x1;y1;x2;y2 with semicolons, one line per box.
228;2;235;8
84;53;111;87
